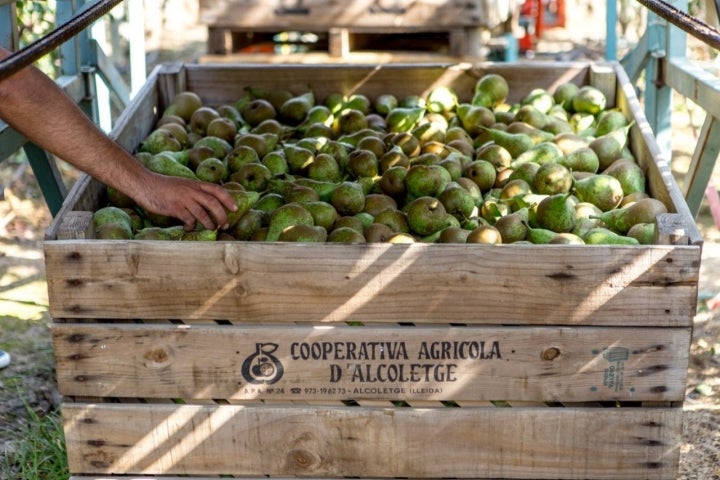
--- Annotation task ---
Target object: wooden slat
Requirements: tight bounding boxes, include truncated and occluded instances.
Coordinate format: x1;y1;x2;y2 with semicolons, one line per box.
62;402;682;479
44;240;699;325
53;323;691;402
197;0;493;29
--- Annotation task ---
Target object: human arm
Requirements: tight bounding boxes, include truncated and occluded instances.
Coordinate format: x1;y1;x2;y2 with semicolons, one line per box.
0;46;237;230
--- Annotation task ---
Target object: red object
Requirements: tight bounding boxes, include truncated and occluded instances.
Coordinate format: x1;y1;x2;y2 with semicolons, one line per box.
518;0;565;52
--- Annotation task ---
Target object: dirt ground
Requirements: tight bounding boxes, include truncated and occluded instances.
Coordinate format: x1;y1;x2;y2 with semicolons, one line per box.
2;0;720;478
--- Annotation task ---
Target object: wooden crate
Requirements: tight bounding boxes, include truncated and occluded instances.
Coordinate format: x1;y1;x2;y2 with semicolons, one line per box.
46;61;703;480
198;0;514;57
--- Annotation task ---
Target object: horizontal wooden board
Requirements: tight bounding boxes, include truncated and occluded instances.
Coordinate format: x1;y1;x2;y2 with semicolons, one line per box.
44;241;699;325
62;402;682;479
198;0;505;29
53;323;691;402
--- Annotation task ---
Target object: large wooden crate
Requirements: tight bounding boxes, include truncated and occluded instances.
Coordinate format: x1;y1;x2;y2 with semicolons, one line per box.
46;61;703;480
198;0;514;57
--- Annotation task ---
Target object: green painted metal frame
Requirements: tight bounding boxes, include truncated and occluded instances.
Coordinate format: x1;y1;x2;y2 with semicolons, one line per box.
618;0;720;219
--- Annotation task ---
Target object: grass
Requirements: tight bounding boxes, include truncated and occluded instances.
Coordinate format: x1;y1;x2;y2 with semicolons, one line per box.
0;395;68;480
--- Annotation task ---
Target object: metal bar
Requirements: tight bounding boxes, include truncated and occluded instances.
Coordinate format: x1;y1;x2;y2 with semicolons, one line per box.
23;143;68;216
634;0;720;50
0;0;124;81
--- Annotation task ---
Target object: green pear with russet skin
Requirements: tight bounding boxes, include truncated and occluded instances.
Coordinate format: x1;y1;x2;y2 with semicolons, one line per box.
572;174;624;212
147;152;198;180
330;181;366;216
195;157;229;184
266;202;315;242
134;225;186;240
386;107;426;133
406;164;452;198
591;197;667;234
406;196;453;236
627;222;656;245
328;226;366;243
302;201;338;231
602;158;646;195
181;229;218;241
556;147;600;173
231;209;265;240
373;208;410;234
278;90;315;126
224;189;261;229
278;224;328;242
535;193;576;233
583;227;639;245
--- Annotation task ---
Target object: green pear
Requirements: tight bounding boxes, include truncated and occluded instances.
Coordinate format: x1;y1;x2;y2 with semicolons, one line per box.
386;107;426;133
406;164;452;198
533;162;573;195
493;208;529;243
553;82;580;110
231;209;265;240
379;165;408;198
438;227;471;243
364;223;397;243
139;128;182;154
195;157;229;184
506;122;555;145
189;106;220;136
466;224;502;244
347;149;379;179
284;144;315;174
335;108;369;135
182;229;218;241
457;104;495;137
373;208;410;234
549;232;585;244
525;224;558;244
595;110;629;136
229;162;272;192
330;181;366;216
627;222;656;245
328;227;366;243
583;227;640;245
462;160;496;193
242;98;277;126
293;178;340;202
226;145;261;173
374;94;399;115
164;91;203;122
535;193;576;233
592;197;667;234
278;224;327;242
522;88;555;114
556;147;600;173
266;202;315;241
572;174;624;212
438;183;477;220
589;124;633;171
480;128;534;158
134;225;185;240
513;104;547;129
332;215;365;233
512;142;563;167
147;153;198;180
245;86;294;110
406;196;453;236
302;201;339;230
572;85;607;115
194;136;233;159
206;117;238;143
472;73;509;108
278;91;315;126
95;222;133;239
225;189;261;229
262;151;290;177
553;132;591;155
602;158;646;195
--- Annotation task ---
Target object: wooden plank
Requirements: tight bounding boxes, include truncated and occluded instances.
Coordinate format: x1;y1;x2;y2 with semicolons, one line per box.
179;62;590;109
43;241;699;325
197;0;494;30
53;323;691;402
61;402;682;479
665;58;720;122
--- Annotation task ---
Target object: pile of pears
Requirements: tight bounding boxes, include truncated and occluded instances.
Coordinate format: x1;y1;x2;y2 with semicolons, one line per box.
94;72;669;245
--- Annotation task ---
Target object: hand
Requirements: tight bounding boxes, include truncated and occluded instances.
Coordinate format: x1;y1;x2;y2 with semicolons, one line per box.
133;172;238;231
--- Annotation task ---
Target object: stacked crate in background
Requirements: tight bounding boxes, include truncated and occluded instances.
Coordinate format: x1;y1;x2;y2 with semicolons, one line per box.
198;0;518;59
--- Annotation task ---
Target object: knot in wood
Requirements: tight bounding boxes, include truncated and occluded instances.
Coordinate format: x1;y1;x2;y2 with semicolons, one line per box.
288;448;320;470
542;347;561;361
143;347;171;367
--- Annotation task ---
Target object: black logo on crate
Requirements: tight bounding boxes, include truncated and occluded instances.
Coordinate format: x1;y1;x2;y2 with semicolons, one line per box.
241;343;284;384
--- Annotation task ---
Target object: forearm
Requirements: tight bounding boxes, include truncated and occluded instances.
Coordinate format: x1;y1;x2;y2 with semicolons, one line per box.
0;47;150;199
